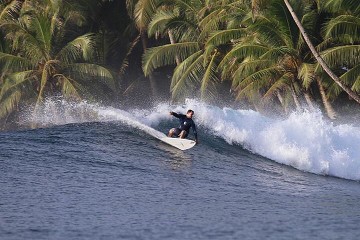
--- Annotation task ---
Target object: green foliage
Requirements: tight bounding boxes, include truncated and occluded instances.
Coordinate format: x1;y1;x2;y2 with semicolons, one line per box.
0;0;119;121
142;42;199;76
1;0;360;124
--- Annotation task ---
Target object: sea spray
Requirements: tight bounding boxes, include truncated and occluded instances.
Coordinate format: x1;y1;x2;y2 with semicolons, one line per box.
20;98;166;139
137;99;360;180
177;100;360;179
24;98;360;180
19;98;101;126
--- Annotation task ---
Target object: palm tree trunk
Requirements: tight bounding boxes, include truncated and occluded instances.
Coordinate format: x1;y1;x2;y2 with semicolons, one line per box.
283;0;360;105
304;91;315;110
290;84;302;111
276;91;289;114
317;78;337;119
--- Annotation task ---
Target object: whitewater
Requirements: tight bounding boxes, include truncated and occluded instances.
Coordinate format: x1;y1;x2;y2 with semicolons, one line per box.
26;98;360;181
3;98;360;240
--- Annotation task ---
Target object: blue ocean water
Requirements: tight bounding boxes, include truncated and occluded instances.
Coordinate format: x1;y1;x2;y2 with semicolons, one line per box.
1;99;360;239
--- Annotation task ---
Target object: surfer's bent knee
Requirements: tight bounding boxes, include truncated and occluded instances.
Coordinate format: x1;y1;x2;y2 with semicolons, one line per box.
179;130;188;138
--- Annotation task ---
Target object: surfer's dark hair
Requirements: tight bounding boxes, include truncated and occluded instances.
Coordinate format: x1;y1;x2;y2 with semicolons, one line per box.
187;109;194;114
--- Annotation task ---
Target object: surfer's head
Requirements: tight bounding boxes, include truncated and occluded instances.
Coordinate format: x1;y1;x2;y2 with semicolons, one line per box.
186;109;194;118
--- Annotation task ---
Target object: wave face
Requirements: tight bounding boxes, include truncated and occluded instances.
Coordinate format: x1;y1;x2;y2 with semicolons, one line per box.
24;98;360;181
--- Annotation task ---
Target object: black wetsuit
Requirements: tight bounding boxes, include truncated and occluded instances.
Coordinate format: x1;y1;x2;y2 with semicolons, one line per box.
171;112;198;140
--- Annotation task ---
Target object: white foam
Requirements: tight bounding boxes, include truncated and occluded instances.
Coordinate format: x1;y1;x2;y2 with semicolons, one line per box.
134;99;360;180
175;100;360;180
26;98;360;180
21;98;166;139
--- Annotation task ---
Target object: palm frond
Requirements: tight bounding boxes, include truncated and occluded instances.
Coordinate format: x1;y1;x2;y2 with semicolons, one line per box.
206;29;243;47
58;74;82;100
259;46;297;59
27;14;52;53
219;44;269;69
298;63;316;89
134;0;159;30
66;63;115;91
320;45;360;68
235;82;259;101
0;52;32;72
326;81;343;99
232;57;273;85
142;42;199;76
119;35;140;77
1;20;45;61
198;8;223;32
0;70;33;99
36;62;50;105
0;0;22;21
171;52;204;100
171;50;203;89
126;0;135;17
324;15;360;42
148;9;176;37
339;65;360;92
236;66;280;90
262;76;290;101
168;18;199;42
200;51;219;100
0;89;21;119
249;17;287;47
57;33;96;63
325;0;360;15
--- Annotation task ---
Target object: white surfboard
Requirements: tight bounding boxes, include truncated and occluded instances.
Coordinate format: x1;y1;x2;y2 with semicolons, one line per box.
113;116;195;150
159;137;196;150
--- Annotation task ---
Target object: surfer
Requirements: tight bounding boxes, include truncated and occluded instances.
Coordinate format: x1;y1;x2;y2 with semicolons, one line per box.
168;109;198;143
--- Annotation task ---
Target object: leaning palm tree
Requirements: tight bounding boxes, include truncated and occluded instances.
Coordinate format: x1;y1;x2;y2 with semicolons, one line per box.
248;0;360;106
0;0;114;121
283;0;360;104
318;0;360;101
219;0;318;112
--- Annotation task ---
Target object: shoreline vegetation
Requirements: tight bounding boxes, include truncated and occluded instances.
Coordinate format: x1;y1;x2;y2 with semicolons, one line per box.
0;0;359;130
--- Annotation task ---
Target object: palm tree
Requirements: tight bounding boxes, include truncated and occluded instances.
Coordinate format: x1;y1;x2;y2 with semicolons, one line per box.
126;0;161;96
319;0;360;100
218;0;318;112
142;0;246;101
283;0;360;104
85;0;140;101
0;0;114;121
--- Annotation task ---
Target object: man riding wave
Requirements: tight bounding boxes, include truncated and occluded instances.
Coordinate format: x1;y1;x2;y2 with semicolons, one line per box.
168;109;198;143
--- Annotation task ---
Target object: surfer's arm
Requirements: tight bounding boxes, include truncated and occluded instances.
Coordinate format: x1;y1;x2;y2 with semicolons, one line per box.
170;112;185;119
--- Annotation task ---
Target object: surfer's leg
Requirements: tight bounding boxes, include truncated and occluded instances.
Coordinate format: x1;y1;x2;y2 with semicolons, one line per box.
168;128;175;137
168;128;181;137
179;130;188;139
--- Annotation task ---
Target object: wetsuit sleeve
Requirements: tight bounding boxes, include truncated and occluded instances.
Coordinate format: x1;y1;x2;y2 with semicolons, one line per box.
171;112;185;119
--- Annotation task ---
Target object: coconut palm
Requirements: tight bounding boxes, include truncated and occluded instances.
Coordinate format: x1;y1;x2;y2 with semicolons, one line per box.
218;0;316;112
283;0;360;104
0;0;114;121
142;0;247;101
246;0;360;108
125;0;163;96
318;0;360;100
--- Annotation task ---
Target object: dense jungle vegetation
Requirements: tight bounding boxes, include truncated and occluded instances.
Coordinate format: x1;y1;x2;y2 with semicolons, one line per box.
0;0;359;128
